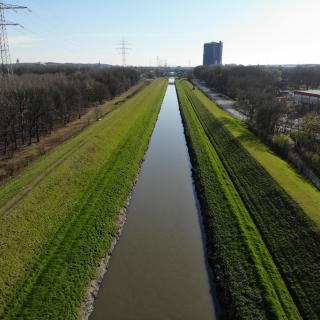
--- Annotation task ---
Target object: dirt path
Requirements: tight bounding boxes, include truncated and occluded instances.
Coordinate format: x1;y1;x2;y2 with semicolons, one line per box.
0;82;146;218
0;82;145;186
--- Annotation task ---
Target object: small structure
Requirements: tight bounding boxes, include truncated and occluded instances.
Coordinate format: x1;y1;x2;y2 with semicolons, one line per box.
294;90;320;104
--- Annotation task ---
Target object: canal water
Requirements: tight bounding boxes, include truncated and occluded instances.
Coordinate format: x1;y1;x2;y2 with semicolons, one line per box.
90;80;218;320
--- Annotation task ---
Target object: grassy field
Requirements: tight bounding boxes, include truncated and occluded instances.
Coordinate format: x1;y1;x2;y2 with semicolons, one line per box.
176;79;320;319
0;78;167;319
195;85;320;227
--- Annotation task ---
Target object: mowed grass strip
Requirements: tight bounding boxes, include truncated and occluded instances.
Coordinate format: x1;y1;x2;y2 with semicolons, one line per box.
0;78;168;319
195;84;320;227
177;80;320;319
176;80;301;319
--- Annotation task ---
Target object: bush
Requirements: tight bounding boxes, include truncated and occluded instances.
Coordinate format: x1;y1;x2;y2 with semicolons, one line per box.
272;134;293;156
311;153;320;173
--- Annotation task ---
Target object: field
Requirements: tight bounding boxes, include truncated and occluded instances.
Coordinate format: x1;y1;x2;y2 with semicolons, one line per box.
0;78;167;319
176;79;320;319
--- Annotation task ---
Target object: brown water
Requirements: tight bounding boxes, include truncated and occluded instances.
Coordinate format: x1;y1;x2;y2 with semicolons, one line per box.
90;80;218;320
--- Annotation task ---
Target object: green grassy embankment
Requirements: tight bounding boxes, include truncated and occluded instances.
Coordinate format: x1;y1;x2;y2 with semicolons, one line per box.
0;78;168;319
196;85;320;227
176;79;320;319
0;81;146;188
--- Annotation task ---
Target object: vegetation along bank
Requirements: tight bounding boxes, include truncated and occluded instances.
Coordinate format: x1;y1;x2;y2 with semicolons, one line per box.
176;79;320;319
0;78;168;320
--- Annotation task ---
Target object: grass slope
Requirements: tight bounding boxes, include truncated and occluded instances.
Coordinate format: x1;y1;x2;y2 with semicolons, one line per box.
176;80;320;319
0;82;146;184
195;85;320;227
0;78;168;319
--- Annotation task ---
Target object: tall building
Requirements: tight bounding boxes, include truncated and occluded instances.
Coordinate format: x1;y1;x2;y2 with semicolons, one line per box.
203;41;223;65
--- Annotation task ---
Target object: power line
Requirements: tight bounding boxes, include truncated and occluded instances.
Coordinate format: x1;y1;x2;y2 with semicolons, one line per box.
0;2;28;78
17;5;97;63
20;26;84;59
117;39;130;67
26;7;84;51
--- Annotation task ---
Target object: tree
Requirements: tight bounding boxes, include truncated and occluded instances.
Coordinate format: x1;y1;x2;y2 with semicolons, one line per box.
295;113;320;154
0;66;140;156
255;102;285;137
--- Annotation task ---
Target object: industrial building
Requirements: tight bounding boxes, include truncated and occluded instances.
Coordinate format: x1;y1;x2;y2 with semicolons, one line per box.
203;41;223;65
294;90;320;104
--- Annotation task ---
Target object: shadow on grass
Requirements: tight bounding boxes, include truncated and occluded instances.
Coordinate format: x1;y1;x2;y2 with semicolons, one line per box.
219;117;269;153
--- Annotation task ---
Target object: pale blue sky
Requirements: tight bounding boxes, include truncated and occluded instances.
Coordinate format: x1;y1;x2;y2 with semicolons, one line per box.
5;0;320;66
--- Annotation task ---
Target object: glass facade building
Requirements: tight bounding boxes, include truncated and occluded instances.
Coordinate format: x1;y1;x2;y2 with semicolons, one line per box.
203;41;223;65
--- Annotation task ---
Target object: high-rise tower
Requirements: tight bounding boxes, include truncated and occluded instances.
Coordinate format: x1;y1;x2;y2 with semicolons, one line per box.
203;41;223;65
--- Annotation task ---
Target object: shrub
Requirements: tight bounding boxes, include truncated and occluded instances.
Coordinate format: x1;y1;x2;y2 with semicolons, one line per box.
272;134;293;156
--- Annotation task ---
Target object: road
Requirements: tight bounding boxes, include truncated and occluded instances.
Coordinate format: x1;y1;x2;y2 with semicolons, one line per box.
192;79;247;121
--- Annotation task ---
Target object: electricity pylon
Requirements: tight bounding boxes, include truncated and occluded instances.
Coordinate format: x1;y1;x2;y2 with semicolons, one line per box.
0;2;28;78
117;39;130;67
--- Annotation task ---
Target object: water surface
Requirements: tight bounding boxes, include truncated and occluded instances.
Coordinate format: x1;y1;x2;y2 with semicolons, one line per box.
90;80;218;320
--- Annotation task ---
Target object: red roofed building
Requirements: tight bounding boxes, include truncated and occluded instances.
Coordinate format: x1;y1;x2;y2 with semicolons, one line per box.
294;90;320;104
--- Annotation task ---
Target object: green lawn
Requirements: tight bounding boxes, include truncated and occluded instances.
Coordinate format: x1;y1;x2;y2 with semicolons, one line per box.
0;78;168;319
194;86;320;226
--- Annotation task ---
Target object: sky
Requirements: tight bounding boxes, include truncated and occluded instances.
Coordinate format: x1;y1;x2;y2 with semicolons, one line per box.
4;0;320;66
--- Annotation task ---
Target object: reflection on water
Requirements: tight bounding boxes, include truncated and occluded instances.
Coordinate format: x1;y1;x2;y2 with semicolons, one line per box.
90;80;218;320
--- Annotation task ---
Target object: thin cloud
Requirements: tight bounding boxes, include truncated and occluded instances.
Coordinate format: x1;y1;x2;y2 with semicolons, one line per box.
9;35;43;48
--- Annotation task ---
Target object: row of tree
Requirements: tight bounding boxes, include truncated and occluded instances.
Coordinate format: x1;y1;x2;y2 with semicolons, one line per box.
194;65;281;131
282;66;320;89
0;66;140;156
193;65;320;175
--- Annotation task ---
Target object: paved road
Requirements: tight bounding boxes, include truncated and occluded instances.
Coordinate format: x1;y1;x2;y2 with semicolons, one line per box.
192;79;247;121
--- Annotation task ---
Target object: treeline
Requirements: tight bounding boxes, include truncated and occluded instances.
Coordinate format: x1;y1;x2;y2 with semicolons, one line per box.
282;66;320;89
195;65;282;128
194;65;320;177
0;66;140;156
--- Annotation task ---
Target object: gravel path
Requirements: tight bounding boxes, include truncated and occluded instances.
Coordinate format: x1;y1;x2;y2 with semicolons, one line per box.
192;79;247;121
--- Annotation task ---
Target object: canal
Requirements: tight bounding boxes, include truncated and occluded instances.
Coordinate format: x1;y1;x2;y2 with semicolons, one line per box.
90;79;218;320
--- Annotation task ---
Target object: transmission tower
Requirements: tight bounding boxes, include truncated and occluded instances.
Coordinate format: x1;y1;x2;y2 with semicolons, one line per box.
0;2;28;78
117;39;130;67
